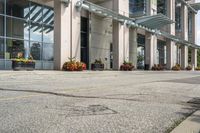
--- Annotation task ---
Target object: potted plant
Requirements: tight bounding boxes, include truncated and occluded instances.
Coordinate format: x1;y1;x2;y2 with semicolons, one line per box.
195;67;200;71
12;53;35;71
120;61;134;71
91;58;104;71
62;57;86;71
152;64;164;71
186;65;192;71
172;64;181;71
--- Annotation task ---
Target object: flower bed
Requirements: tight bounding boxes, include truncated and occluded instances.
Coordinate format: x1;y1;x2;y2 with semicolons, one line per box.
186;65;192;71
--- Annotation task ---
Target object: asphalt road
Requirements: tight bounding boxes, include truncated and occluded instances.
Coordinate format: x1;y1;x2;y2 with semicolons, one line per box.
0;71;200;133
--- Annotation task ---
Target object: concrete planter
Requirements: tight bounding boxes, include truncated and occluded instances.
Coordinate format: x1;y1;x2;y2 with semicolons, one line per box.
12;61;35;71
91;63;104;71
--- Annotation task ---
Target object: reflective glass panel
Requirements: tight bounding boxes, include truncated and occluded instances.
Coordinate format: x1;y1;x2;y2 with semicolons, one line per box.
6;17;29;40
0;0;4;14
43;24;53;43
6;0;29;19
30;21;42;42
0;15;4;36
6;39;28;59
30;2;42;22
0;38;4;59
43;43;53;61
30;41;41;60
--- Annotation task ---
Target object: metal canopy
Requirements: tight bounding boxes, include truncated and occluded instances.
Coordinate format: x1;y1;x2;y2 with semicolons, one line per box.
76;0;199;48
135;14;175;29
190;2;200;10
177;0;198;14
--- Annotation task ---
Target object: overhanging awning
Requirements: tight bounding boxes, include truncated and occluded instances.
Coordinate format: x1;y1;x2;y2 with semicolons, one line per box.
76;0;200;48
135;14;175;29
177;0;198;14
190;2;200;10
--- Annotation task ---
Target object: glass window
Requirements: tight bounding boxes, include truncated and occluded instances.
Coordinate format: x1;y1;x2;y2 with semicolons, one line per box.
0;15;4;36
43;7;54;25
43;24;53;43
30;41;41;60
129;0;145;14
43;43;53;61
6;17;29;40
0;38;4;59
175;3;181;30
30;2;42;22
30;21;42;42
0;0;4;14
6;0;29;19
6;39;28;59
157;0;167;15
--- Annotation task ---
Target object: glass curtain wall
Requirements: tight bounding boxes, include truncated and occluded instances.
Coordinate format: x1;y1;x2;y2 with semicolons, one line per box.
0;0;54;70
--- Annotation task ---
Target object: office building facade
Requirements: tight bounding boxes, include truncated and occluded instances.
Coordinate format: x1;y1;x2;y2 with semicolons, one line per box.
0;0;199;70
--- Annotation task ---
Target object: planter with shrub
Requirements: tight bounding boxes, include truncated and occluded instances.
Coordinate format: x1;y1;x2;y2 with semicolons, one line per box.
120;61;134;71
186;65;192;71
91;59;104;71
172;64;181;71
152;64;164;71
12;58;35;71
63;58;86;71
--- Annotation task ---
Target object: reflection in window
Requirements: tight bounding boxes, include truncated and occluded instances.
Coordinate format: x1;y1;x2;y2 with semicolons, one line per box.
157;0;167;15
43;24;54;43
30;42;41;60
0;0;4;14
6;39;28;59
175;2;181;30
43;43;53;61
0;15;4;36
6;0;29;19
129;0;145;14
30;2;42;22
6;17;29;40
30;21;42;42
0;38;4;59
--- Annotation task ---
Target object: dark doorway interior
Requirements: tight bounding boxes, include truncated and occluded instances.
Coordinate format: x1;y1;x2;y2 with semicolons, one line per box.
81;17;89;69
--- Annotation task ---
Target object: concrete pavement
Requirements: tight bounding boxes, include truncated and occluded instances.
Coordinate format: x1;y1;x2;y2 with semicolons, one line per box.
0;71;200;133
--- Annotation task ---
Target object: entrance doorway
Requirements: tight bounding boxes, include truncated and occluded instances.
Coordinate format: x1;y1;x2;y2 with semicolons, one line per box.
81;17;89;69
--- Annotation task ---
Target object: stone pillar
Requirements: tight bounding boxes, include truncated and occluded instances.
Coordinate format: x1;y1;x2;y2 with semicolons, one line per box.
181;46;188;69
112;0;129;70
192;12;196;43
166;0;175;69
191;48;197;68
129;28;137;68
145;33;157;69
144;0;157;70
54;0;81;70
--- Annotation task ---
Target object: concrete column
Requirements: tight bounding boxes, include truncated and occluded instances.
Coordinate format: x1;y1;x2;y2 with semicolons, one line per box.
192;13;196;43
144;0;157;70
191;48;197;68
166;0;175;69
129;28;137;68
145;33;157;69
181;46;188;69
54;0;80;70
112;0;129;70
181;4;188;41
166;40;175;69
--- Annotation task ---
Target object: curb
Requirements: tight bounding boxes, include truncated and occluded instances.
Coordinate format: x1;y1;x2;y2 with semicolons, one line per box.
170;110;200;133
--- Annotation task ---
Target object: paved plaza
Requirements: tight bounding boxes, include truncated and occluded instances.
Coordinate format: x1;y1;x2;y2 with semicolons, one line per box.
0;71;200;133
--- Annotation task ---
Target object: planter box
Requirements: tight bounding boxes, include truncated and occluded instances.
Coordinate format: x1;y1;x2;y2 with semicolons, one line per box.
12;61;35;71
91;63;104;71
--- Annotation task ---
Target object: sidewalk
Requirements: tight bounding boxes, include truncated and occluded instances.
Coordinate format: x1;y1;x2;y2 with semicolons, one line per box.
171;110;200;133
